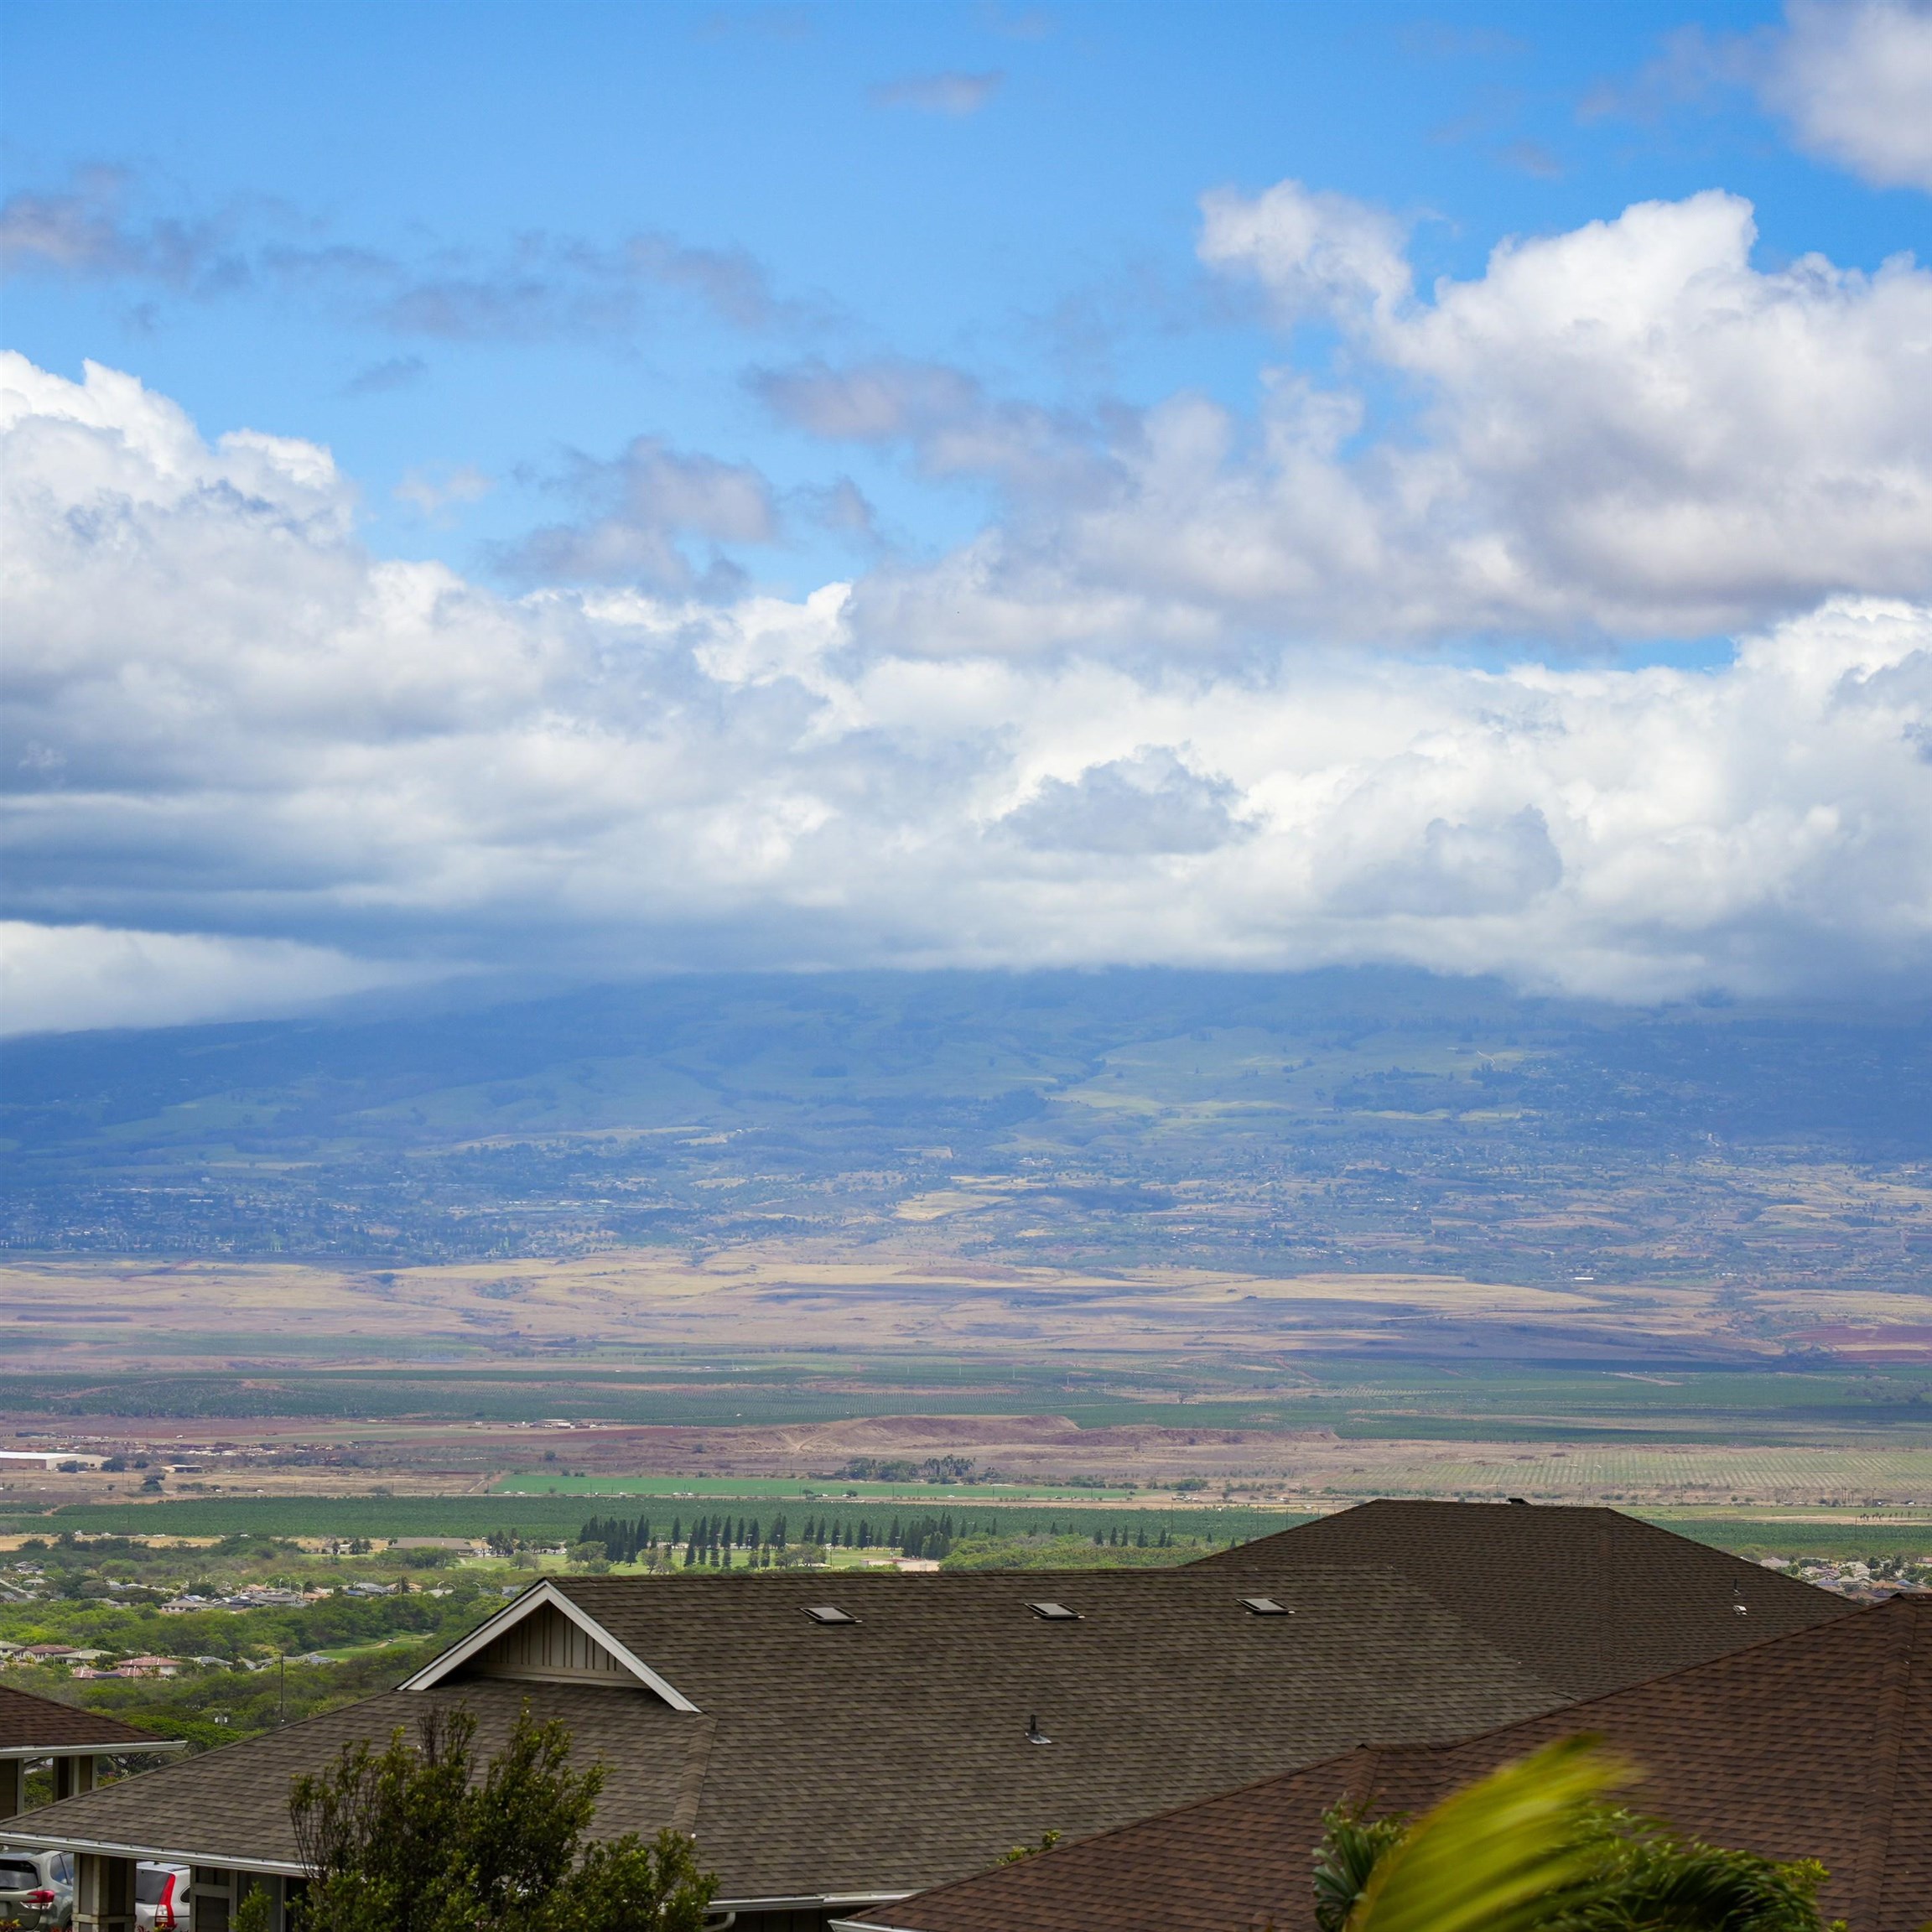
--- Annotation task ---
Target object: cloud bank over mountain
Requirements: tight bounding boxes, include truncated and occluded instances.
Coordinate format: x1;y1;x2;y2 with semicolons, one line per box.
8;183;1932;1035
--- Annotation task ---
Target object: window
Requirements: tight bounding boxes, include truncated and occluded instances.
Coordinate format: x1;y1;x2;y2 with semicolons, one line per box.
1239;1597;1292;1616
801;1605;856;1624
1027;1601;1080;1620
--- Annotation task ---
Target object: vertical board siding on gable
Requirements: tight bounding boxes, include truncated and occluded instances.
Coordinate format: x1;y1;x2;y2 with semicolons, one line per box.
470;1603;633;1685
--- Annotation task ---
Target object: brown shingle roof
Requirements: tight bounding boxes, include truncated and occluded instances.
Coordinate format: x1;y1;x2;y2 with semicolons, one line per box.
1190;1499;1852;1696
0;1681;169;1752
16;1504;1846;1911
14;1565;1569;1904
870;1592;1932;1932
0;1681;700;1872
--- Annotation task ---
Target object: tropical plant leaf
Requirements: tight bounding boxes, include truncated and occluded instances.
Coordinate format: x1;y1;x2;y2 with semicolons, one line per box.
1346;1737;1626;1932
1311;1802;1408;1932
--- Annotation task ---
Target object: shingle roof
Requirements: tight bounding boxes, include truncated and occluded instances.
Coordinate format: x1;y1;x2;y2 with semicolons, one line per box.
1191;1499;1852;1696
869;1592;1932;1932
0;1681;701;1872
14;1565;1569;1903
0;1681;170;1752
15;1504;1847;1911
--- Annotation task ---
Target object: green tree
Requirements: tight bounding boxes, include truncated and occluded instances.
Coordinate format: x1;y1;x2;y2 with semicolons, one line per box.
288;1705;715;1932
1312;1805;1408;1932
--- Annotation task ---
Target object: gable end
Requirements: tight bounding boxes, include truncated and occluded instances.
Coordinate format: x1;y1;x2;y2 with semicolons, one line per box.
400;1581;699;1711
465;1601;634;1684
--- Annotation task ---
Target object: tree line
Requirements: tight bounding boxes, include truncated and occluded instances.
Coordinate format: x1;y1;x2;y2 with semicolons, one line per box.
579;1510;989;1564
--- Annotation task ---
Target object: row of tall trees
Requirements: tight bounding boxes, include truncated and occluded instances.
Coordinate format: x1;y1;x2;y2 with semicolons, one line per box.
579;1514;796;1562
579;1511;975;1563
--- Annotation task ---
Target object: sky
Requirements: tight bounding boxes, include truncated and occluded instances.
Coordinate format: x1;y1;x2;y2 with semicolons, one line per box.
3;0;1930;1034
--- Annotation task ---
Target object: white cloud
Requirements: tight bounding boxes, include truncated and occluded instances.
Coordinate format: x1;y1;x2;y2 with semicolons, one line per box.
509;435;776;588
1197;178;1412;322
4;349;1930;1022
869;70;1004;116
833;185;1932;657
1762;1;1932;191
752;356;1089;491
0;168;803;340
0;922;417;1036
1591;3;1932;195
395;463;493;522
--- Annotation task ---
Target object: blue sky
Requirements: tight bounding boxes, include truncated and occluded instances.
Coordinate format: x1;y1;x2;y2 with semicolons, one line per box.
8;0;1922;589
3;2;1931;1031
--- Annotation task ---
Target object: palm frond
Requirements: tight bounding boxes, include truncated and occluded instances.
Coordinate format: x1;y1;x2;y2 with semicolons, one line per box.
1347;1737;1627;1932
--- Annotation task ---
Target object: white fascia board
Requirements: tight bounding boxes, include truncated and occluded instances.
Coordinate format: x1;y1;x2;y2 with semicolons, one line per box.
0;1834;304;1877
727;1895;911;1914
0;1742;190;1759
398;1579;699;1713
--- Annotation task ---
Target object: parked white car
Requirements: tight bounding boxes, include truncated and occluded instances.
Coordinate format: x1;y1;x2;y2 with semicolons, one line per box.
134;1864;190;1932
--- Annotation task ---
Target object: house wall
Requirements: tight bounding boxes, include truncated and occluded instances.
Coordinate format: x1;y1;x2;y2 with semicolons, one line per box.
190;1867;296;1932
465;1602;633;1685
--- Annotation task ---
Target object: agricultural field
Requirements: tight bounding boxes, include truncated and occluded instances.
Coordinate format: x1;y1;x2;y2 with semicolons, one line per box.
3;969;1925;1596
492;1472;1139;1500
0;1268;1928;1431
7;1494;1293;1547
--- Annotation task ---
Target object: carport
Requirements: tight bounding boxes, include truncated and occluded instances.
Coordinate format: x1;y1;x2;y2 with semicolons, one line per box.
0;1682;187;1932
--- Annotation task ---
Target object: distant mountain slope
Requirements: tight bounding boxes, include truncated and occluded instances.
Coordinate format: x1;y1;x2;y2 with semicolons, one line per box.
3;968;1929;1285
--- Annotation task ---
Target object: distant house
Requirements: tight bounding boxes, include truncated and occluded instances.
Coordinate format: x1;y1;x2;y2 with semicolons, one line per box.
855;1591;1930;1932
12;1503;1846;1932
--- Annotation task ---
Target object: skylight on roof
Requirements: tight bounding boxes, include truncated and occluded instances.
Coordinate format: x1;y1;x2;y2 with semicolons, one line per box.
802;1606;857;1625
1027;1601;1080;1620
1239;1597;1292;1616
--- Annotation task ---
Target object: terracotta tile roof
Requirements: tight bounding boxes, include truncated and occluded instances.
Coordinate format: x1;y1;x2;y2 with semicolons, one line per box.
1190;1498;1852;1696
870;1593;1932;1932
15;1565;1568;1903
0;1681;169;1751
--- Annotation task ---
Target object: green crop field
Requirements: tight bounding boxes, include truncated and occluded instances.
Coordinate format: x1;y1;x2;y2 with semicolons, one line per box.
22;1494;1298;1548
1647;1513;1932;1561
494;1472;1135;1500
23;1491;1930;1565
3;1356;1925;1449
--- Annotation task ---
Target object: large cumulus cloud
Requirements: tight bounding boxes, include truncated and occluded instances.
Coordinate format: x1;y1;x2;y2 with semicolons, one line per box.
5;340;1930;1033
828;188;1932;657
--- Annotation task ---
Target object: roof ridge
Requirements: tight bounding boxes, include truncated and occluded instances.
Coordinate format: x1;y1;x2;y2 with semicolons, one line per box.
562;1561;1429;1588
1529;1587;1900;1727
668;1713;718;1841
